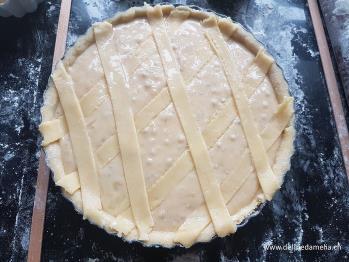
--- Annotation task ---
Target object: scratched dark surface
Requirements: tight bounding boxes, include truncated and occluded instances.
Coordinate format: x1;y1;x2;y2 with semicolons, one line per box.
1;0;349;261
0;1;60;261
319;0;349;109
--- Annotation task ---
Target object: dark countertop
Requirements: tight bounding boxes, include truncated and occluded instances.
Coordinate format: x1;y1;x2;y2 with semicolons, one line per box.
319;0;349;107
0;1;60;261
0;0;349;261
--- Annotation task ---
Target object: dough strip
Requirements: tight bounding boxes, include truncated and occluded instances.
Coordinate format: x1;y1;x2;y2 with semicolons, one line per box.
94;22;154;239
147;6;235;237
204;17;279;200
116;39;274;237
52;62;102;218
175;97;293;247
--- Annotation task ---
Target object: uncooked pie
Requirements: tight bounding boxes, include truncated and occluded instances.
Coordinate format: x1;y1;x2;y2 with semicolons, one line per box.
39;4;295;247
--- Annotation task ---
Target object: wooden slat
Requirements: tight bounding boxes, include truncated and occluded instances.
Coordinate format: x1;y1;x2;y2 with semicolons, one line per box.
27;1;72;261
308;0;349;180
27;149;50;262
51;0;72;71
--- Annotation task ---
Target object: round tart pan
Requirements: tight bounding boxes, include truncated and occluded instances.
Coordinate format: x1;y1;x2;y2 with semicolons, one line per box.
40;4;294;248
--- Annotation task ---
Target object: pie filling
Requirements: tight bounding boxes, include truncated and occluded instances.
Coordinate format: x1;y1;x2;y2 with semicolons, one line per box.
39;5;295;248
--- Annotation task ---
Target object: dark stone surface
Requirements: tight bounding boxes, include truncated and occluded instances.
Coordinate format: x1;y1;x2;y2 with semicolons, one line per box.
318;0;349;141
1;0;349;261
319;0;349;108
0;1;60;261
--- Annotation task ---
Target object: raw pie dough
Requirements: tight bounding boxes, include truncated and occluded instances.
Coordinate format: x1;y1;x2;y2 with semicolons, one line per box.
39;5;295;248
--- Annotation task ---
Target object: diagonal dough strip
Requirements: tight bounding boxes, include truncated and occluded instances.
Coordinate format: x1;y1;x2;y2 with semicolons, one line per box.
52;62;102;219
204;16;279;200
93;22;153;240
175;97;294;247
146;5;235;237
115;33;276;239
56;171;80;195
95;88;171;168
39;116;67;146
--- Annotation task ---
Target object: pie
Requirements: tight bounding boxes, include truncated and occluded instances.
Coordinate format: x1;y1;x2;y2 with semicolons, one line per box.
39;4;295;248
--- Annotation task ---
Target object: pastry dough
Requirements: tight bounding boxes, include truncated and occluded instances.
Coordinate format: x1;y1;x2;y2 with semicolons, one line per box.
56;171;80;194
94;22;153;239
40;5;295;247
147;6;234;237
39;117;67;146
204;17;278;200
175;97;293;247
52;62;101;219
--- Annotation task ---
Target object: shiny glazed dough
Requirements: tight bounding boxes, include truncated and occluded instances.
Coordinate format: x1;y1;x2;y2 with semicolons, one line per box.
39;5;295;248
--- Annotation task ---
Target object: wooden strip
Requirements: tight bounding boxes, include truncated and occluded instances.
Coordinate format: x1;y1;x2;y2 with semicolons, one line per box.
28;1;72;261
93;22;153;239
175;97;293;247
27;149;50;262
308;0;349;180
53;62;102;215
147;6;235;237
204;17;279;200
51;0;71;71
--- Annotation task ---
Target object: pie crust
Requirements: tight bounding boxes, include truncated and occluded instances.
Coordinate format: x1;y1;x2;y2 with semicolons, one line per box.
39;4;295;248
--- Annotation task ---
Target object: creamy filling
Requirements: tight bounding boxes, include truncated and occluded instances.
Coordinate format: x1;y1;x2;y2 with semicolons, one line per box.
44;8;291;246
